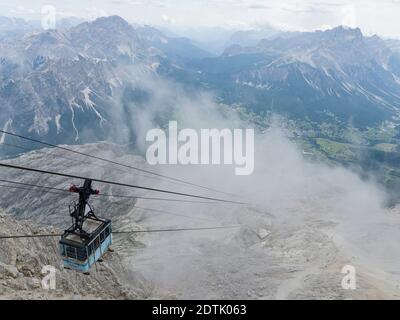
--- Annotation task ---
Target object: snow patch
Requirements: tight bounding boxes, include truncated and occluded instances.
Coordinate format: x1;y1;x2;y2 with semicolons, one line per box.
81;87;96;109
81;87;107;127
69;105;79;141
32;114;51;135
0;119;12;143
55;114;62;134
300;70;321;91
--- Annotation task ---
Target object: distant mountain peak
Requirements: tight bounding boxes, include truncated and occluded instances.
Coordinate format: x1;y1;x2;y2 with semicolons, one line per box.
325;25;363;41
325;25;363;37
90;15;131;29
73;15;133;35
331;25;362;33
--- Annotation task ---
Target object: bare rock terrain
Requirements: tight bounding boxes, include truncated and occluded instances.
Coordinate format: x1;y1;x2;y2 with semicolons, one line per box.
1;143;400;299
0;209;152;299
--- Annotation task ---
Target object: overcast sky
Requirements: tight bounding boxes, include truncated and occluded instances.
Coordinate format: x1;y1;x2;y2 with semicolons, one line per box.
1;0;400;38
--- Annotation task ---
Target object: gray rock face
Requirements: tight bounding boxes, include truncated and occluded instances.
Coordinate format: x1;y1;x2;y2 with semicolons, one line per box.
0;16;162;150
0;208;152;299
0;17;40;41
201;26;400;126
0;262;19;279
1;143;399;299
0;15;214;152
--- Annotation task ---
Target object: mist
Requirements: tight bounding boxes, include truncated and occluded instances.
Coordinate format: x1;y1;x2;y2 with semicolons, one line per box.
104;71;400;298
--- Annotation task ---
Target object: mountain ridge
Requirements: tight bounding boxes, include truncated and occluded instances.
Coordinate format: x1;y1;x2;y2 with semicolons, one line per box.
1;16;400;153
185;25;400;127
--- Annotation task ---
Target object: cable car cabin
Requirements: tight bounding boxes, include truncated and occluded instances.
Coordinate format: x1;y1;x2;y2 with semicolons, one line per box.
59;217;112;273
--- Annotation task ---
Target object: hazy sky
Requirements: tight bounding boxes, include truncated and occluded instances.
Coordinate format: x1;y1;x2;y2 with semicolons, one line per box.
1;0;400;38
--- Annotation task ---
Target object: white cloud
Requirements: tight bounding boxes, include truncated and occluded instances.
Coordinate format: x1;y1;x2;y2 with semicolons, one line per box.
85;7;109;20
162;14;176;24
341;4;357;28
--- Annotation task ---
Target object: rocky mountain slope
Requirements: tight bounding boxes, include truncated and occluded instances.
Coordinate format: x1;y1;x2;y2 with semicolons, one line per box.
135;25;214;62
224;25;280;48
1;142;400;299
2;17;400;155
0;16;163;148
189;26;400;127
0;15;216;151
0;209;152;299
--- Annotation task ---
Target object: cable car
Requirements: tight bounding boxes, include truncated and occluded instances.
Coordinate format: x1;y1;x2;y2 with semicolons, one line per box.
59;179;112;273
